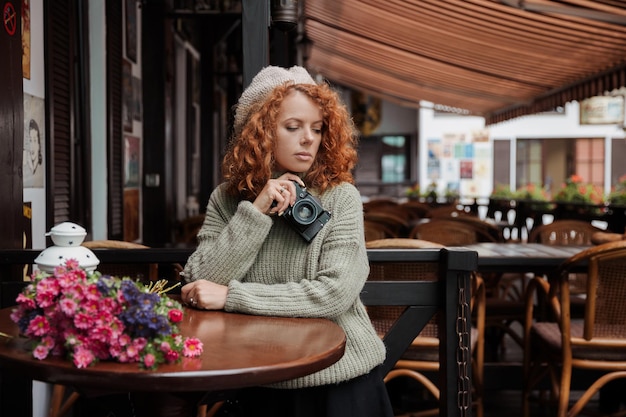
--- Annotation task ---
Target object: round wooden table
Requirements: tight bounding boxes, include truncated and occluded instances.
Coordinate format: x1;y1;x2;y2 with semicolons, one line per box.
0;305;346;392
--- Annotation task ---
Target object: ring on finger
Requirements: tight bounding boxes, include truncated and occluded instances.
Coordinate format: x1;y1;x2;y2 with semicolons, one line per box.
189;297;194;305
279;186;286;194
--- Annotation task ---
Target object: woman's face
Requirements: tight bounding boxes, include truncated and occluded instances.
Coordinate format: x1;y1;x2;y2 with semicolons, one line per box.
273;90;323;174
28;127;40;158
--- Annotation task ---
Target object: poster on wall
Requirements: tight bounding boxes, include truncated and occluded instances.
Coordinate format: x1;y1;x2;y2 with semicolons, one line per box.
427;138;442;180
22;0;30;79
426;130;492;198
132;75;142;121
23;93;45;188
124;135;140;188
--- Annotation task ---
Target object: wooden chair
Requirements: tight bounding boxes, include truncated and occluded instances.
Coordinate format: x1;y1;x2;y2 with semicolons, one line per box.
363;198;400;212
365;241;485;417
400;201;431;220
528;220;602;314
522;240;626;417
409;218;497;246
528;219;602;246
364;211;411;238
425;204;468;218
364;220;397;241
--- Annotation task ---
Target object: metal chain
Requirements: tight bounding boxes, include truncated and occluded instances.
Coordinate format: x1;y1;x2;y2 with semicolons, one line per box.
456;272;471;417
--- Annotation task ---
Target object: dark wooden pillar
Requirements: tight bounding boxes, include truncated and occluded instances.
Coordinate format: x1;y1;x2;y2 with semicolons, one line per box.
0;0;24;251
0;2;30;415
242;0;269;88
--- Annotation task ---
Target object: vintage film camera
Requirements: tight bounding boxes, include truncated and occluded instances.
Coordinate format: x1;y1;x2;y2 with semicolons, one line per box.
276;181;331;242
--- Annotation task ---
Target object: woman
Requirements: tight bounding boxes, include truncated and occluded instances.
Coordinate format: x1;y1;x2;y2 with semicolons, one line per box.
181;66;393;417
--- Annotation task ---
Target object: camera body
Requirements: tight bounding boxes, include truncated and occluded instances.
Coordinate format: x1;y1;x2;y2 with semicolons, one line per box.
280;181;331;242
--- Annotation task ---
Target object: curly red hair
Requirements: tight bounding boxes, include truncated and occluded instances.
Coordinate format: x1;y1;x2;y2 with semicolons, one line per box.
223;82;359;200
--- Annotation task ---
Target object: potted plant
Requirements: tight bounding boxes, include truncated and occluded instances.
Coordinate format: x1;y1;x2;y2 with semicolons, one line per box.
404;183;421;201
553;174;604;218
515;183;553;212
607;175;626;207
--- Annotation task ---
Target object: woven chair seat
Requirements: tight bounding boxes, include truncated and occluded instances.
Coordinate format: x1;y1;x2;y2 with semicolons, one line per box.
532;321;626;361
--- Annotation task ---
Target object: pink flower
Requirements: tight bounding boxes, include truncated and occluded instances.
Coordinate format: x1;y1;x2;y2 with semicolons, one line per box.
59;297;78;315
73;312;95;330
168;309;183;323
132;337;148;351
72;345;96;368
125;344;140;359
26;315;50;337
33;344;50;360
143;353;156;368
160;341;172;352
15;293;36;309
117;333;131;347
183;338;203;358
165;349;179;363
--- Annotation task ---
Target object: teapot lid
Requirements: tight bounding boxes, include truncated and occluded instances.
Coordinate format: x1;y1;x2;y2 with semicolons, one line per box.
46;222;86;236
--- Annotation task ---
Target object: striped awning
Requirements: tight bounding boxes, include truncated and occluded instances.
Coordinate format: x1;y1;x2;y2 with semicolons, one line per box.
304;0;626;124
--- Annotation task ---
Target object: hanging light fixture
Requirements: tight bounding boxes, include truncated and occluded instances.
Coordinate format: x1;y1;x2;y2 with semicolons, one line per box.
271;0;299;32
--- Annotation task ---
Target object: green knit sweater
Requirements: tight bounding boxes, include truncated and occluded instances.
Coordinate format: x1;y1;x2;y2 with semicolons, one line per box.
183;182;386;388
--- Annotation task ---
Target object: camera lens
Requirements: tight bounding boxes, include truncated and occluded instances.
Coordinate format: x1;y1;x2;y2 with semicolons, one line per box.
292;200;318;225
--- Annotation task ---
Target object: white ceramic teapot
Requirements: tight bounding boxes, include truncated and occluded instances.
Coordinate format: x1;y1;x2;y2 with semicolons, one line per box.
34;222;100;272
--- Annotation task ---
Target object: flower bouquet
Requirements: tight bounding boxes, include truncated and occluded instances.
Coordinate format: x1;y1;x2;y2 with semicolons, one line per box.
10;259;203;369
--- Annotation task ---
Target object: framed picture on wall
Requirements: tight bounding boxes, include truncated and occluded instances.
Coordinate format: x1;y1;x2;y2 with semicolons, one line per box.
125;0;137;63
124;135;140;188
132;75;142;121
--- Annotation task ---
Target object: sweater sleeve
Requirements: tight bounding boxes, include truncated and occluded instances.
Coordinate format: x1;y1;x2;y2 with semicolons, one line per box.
183;184;274;284
224;183;370;319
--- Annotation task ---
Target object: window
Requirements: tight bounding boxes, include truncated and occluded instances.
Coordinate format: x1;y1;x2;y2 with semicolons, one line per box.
355;134;413;197
516;139;543;188
381;136;407;183
575;138;604;188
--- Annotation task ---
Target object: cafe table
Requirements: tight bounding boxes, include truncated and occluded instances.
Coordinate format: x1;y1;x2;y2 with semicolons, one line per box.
0;303;346;395
452;242;590;274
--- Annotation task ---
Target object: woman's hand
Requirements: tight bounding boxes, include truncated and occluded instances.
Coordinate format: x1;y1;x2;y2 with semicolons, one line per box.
181;280;229;310
252;173;305;216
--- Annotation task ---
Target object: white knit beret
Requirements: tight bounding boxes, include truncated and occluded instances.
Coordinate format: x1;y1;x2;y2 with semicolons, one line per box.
233;66;317;135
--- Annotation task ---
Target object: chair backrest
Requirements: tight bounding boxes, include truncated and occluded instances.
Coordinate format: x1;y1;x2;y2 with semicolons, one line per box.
410;218;493;246
528;220;602;246
364;221;397;241
451;216;504;242
81;240;158;282
399;201;431;220
364;211;410;237
557;241;626;345
425;204;468;218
